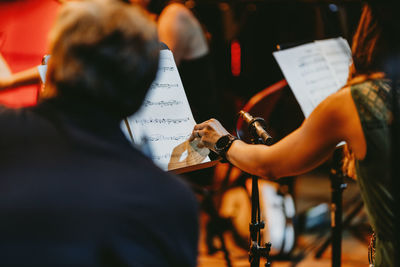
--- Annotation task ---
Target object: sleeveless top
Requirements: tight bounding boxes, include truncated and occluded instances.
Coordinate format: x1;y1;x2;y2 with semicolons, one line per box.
179;53;218;123
350;79;394;267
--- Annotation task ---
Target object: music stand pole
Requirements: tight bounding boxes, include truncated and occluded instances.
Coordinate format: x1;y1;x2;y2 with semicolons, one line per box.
329;147;347;267
248;136;271;267
238;112;272;266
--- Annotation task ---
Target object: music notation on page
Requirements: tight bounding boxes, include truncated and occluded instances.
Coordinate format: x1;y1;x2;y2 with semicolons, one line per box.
159;66;175;72
150;83;179;90
143;100;183;108
152;153;172;161
147;134;190;142
134;117;190;126
273;37;352;118
123;49;211;171
298;54;325;67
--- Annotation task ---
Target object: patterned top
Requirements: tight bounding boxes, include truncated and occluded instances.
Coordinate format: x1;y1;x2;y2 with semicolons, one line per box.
351;79;394;267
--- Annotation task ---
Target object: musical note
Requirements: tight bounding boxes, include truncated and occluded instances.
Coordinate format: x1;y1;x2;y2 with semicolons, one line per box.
159;66;175;72
305;75;335;85
147;134;190;142
143;100;183;108
150;83;179;90
298;54;325;67
152;153;172;161
300;65;330;77
134;117;190;126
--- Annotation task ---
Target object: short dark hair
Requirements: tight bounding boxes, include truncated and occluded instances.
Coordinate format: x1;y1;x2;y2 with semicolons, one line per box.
47;0;159;118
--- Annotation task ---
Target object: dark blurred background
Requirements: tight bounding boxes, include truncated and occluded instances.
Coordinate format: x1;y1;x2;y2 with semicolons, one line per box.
0;0;363;118
190;0;362;129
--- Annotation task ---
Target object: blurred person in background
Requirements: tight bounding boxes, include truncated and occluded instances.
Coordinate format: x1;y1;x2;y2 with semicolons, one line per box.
128;0;218;123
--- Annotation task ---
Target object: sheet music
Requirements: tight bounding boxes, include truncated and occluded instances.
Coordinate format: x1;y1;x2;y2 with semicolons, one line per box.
123;49;210;171
273;37;352;118
0;52;11;78
315;38;352;87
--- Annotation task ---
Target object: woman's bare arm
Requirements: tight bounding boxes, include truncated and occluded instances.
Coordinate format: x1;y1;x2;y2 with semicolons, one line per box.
192;88;366;179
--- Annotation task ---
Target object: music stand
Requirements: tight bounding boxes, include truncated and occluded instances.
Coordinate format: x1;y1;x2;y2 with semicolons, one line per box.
314;146;366;267
235;79;304;266
328;147;346;267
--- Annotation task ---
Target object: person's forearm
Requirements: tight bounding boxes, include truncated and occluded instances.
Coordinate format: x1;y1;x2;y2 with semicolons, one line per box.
225;128;335;180
0;67;40;90
225;140;278;179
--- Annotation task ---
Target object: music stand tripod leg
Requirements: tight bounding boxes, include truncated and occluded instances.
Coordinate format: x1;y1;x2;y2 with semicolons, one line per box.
314;148;346;267
248;141;272;267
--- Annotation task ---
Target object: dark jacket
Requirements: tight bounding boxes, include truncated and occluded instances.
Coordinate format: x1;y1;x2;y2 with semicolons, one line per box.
0;98;199;266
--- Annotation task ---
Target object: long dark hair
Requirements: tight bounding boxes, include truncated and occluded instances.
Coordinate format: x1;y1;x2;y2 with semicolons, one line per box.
350;2;400;78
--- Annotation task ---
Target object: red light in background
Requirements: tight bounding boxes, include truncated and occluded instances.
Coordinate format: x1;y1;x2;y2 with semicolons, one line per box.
231;40;241;76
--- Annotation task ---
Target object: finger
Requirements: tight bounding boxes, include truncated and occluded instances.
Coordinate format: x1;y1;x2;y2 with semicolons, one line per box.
189;130;197;142
193;120;212;130
197;129;207;139
196;140;205;148
189;134;195;142
189;130;202;141
193;124;202;131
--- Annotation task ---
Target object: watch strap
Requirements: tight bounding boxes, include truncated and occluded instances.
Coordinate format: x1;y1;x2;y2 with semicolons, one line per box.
214;134;238;163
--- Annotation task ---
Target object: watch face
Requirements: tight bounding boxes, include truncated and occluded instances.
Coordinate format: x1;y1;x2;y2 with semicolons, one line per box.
216;135;230;149
215;134;238;158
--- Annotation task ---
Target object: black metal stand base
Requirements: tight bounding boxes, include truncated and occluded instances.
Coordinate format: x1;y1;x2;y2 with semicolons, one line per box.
250;241;272;267
248;176;272;267
313;147;347;267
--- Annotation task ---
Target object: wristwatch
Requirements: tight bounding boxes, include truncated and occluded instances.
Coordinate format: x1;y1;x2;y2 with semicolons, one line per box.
214;134;238;162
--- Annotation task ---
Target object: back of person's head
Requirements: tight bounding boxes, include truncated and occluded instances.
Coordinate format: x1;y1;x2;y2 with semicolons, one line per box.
47;0;159;118
351;1;400;77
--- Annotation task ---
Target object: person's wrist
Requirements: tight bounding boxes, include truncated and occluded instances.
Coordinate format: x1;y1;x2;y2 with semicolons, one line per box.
214;134;238;163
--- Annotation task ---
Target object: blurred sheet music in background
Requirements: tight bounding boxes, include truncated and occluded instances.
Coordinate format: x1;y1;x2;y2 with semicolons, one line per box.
273;37;352;118
122;49;210;171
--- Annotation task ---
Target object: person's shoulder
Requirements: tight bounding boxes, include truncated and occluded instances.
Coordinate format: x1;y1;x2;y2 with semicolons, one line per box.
304;86;358;141
162;3;190;15
160;3;193;23
313;87;353;120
